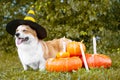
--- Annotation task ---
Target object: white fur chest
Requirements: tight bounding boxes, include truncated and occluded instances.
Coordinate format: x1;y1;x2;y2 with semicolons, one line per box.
17;42;45;70
18;48;40;64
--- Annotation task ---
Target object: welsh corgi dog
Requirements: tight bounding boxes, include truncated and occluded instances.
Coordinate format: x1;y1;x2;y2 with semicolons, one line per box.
15;25;72;71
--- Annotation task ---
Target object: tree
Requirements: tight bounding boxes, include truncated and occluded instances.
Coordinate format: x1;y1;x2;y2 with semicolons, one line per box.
0;0;35;53
0;0;120;53
35;0;120;52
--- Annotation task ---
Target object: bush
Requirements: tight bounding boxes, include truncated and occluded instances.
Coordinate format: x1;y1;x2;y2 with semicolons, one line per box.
0;0;120;53
35;0;120;52
0;1;34;53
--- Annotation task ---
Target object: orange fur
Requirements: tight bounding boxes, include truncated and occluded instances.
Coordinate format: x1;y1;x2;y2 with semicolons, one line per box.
16;25;37;38
40;38;72;60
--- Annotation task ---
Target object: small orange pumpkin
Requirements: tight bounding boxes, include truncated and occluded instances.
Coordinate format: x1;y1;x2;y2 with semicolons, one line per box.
81;53;112;68
46;57;82;72
56;52;70;58
67;41;86;57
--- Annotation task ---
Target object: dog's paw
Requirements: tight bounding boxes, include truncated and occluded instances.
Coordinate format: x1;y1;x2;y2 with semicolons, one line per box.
21;70;26;73
39;67;45;71
39;64;45;71
23;65;28;71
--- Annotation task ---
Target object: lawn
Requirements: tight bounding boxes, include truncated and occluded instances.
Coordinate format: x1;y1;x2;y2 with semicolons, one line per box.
0;51;120;80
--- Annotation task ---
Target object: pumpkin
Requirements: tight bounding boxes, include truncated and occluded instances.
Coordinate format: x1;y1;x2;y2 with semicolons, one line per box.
67;41;86;57
46;57;82;72
56;52;70;58
81;53;112;68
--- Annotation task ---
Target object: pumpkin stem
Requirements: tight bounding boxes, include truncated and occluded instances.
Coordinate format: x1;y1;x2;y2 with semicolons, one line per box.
80;40;84;43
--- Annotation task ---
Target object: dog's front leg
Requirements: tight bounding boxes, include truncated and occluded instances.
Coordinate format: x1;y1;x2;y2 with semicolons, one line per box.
39;59;46;71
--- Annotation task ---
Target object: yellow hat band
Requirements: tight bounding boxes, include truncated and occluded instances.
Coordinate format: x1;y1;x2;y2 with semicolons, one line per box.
24;16;35;22
24;6;36;22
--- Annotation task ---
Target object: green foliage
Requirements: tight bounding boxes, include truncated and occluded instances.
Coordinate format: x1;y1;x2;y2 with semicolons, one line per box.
35;0;120;51
0;0;120;53
0;0;34;53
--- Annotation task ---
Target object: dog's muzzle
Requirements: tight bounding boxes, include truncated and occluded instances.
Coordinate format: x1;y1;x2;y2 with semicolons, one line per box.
15;33;29;45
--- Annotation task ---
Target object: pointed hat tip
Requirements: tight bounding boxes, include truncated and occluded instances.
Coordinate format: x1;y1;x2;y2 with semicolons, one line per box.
24;5;36;22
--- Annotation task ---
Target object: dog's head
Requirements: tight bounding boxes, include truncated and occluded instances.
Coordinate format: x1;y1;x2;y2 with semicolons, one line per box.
15;25;38;46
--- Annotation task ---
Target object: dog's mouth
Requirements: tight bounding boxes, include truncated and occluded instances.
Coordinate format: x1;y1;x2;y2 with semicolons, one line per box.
16;37;29;45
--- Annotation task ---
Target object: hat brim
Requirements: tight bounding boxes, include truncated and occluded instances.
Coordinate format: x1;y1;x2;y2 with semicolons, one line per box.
6;19;47;39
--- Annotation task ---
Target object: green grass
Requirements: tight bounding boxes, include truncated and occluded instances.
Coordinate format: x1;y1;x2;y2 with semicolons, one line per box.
0;51;120;80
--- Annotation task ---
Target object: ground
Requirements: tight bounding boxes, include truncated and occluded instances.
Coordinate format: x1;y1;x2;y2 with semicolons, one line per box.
0;51;120;80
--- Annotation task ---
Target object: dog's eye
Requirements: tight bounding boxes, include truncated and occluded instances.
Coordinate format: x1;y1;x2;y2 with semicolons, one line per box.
23;30;27;32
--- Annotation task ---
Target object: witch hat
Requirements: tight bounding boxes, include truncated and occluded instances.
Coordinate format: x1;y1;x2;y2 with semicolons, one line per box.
6;6;47;39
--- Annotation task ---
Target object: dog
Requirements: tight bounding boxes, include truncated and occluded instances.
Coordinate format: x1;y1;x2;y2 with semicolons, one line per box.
15;25;72;71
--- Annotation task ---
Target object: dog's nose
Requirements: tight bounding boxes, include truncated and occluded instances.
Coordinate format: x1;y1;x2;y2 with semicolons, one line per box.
15;33;20;37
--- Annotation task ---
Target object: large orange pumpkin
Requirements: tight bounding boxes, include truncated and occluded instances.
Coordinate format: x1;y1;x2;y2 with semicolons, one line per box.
81;53;112;68
46;57;82;72
67;41;86;57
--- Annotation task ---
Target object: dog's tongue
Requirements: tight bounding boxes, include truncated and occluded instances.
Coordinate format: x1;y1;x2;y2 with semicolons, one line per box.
17;39;23;45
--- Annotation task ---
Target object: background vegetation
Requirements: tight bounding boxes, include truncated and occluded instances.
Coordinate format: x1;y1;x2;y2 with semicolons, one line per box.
0;0;120;53
0;0;120;80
